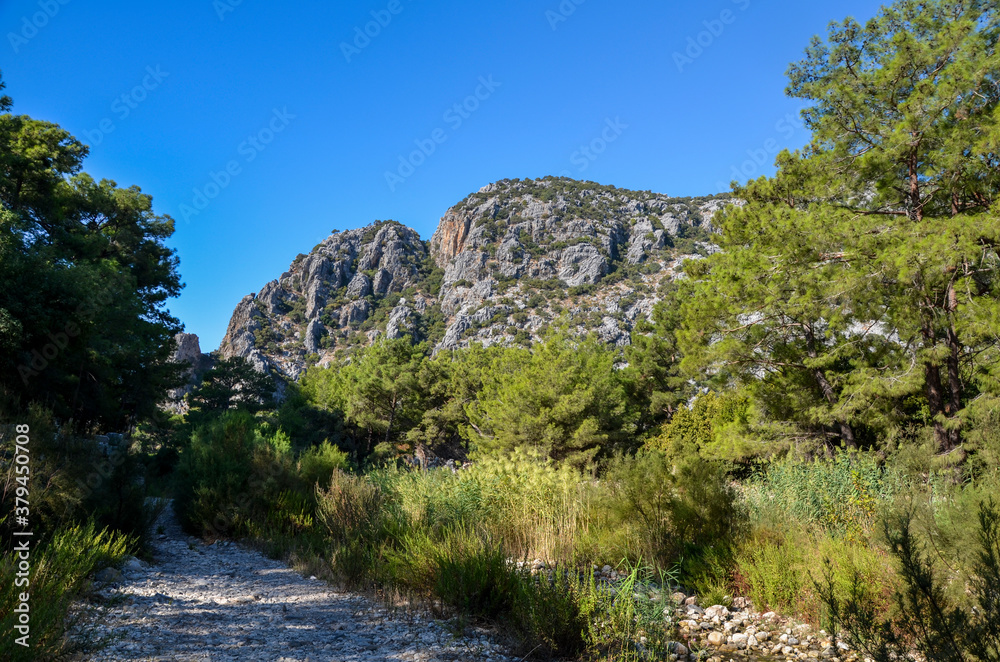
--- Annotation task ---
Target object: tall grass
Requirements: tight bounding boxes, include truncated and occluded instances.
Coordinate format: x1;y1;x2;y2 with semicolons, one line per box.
178;417;1000;659
378;450;601;564
820;500;1000;662
177;439;717;658
0;407;161;660
727;448;1000;630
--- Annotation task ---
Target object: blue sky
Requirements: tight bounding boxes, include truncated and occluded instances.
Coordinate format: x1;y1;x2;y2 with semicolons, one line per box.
1;0;884;349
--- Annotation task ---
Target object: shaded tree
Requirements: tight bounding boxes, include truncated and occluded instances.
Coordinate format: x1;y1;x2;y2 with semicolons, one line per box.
464;333;635;467
187;357;275;422
0;71;183;431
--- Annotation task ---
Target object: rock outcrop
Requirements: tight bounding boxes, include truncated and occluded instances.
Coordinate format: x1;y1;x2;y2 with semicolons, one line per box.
215;177;727;381
164;333;214;414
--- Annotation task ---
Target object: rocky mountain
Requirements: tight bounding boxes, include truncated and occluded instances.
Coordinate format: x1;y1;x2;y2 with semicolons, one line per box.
165;333;215;414
209;177;727;382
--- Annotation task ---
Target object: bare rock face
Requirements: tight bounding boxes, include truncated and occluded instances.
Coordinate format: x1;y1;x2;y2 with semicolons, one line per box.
385;299;416;340
164;333;214;413
217;221;430;381
218;294;272;374
304;319;326;354
428;177;727;350
558;244;608;287
215;177;728;380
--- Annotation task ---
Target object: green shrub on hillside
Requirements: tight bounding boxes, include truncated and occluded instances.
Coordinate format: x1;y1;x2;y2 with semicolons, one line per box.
173;411;303;539
601;449;741;571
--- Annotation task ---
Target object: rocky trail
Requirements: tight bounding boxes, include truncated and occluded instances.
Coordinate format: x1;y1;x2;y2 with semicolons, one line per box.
73;502;514;662
70;501;861;662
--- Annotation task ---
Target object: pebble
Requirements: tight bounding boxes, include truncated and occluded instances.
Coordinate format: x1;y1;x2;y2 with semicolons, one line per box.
69;501;514;661
673;597;856;662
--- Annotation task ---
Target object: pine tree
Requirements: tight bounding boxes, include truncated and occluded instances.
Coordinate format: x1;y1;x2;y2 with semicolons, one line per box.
681;0;1000;451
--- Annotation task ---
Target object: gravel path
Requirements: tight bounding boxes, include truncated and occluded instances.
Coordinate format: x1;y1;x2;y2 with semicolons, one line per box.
79;502;514;662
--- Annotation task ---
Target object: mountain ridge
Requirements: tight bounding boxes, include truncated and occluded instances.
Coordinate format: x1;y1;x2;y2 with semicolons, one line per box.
178;177;729;383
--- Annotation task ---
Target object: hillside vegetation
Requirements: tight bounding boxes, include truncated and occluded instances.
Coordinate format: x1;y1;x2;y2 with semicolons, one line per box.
2;0;1000;660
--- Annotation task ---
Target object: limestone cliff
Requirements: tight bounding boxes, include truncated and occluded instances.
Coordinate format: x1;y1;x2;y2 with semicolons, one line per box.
215;177;727;381
164;333;214;413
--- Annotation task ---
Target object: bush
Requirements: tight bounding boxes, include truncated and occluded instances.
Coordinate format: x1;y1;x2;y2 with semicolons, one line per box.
432;527;521;619
173;411;299;539
514;565;593;658
0;521;135;662
729;451;901;621
297;441;350;491
820;500;1000;662
315;470;385;547
601;450;740;571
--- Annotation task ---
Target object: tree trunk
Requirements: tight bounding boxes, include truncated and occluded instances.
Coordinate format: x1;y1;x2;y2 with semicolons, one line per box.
921;315;951;452
924;360;950;451
385;393;397;445
909;145;923;222
805;327;857;448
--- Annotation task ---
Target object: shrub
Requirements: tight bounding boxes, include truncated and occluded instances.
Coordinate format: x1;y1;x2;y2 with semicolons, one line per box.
0;521;135;661
297;441;350;491
820;500;1000;662
173;411;298;539
315;469;386;547
600;450;740;571
432;527;521;619
743;451;902;538
514;566;593;658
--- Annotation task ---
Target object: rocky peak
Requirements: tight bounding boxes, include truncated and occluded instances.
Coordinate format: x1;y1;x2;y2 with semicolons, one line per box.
217;220;436;381
215;178;728;381
164;332;214;414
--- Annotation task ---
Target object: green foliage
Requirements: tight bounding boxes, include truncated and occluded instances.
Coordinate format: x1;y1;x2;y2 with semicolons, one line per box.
315;469;387;550
431;528;522;619
186;356;275;424
513;563;593;658
465;333;635;467
0;73;183;430
0;520;135;662
649;391;754;463
416;251;445;296
173;411;301;539
273;381;346;451
679;0;1000;453
0;408;161;559
743;451;902;538
297;441;350;490
671;221;712;255
601;450;741;570
820;500;1000;662
301;338;437;458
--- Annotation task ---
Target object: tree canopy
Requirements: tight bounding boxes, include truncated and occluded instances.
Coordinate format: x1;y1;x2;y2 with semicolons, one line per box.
678;0;1000;452
0;71;183;430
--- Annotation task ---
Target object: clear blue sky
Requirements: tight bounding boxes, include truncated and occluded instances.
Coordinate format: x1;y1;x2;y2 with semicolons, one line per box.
1;0;884;349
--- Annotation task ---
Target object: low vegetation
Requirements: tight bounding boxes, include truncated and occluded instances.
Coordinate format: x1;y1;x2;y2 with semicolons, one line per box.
1;0;999;660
